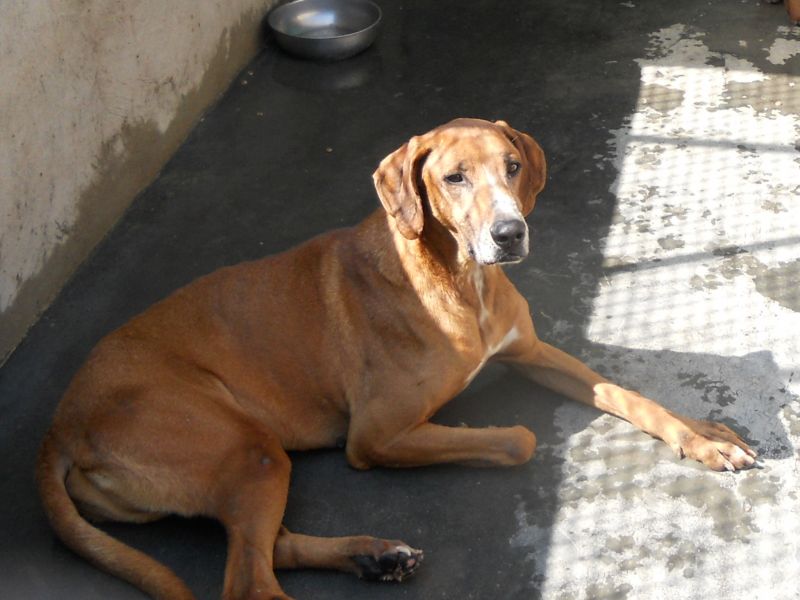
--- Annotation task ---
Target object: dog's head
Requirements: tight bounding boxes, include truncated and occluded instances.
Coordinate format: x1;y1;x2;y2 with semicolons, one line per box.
373;118;546;265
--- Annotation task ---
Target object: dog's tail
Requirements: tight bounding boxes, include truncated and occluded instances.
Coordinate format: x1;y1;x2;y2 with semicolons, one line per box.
35;432;195;600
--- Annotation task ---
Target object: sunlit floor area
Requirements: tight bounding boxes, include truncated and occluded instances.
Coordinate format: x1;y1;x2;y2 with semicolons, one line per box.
511;18;800;600
1;1;799;599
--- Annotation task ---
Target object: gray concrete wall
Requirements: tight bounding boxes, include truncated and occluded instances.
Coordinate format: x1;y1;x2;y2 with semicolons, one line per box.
0;0;277;363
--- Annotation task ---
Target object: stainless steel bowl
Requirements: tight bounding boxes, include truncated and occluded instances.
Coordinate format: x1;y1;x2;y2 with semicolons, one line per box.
267;0;382;61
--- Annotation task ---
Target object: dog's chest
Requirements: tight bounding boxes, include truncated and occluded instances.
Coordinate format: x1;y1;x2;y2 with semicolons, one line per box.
460;324;519;389
390;266;519;402
457;268;519;388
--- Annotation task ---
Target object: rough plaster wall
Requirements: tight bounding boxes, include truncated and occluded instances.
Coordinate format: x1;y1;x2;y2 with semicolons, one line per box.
511;23;800;599
0;0;276;362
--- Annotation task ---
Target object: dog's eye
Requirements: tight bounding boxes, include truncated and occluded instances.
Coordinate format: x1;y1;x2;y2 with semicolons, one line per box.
445;173;464;184
507;162;521;176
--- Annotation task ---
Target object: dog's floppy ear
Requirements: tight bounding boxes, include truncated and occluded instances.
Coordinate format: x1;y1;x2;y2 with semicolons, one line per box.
495;120;547;215
372;136;431;240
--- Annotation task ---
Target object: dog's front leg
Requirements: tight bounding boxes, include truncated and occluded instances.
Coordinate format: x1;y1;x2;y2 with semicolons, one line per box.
499;319;756;471
346;416;536;470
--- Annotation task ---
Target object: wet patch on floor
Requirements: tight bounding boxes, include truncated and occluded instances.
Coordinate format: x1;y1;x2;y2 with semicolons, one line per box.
637;84;685;114
661;474;757;541
722;75;800;117
684;245;800;313
761;199;787;213
677;372;738;406
657;235;685;250
753;258;800;312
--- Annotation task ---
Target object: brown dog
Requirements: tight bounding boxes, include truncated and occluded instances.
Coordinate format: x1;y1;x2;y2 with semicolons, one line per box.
36;118;755;600
787;0;800;23
769;0;800;24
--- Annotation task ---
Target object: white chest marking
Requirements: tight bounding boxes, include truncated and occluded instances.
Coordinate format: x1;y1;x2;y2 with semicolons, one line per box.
463;326;521;388
473;268;489;325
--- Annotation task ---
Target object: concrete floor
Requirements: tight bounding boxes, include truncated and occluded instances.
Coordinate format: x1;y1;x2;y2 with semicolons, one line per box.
2;1;799;598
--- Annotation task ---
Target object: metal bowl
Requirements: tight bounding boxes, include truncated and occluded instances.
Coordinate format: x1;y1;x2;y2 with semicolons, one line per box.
267;0;382;61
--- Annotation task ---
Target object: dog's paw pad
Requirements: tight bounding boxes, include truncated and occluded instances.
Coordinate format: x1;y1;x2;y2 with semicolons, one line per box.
352;544;423;582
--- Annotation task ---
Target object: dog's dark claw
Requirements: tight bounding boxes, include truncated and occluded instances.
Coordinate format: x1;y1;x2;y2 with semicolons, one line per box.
352;544;423;582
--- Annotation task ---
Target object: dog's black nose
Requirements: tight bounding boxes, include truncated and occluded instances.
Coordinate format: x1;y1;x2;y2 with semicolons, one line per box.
490;219;526;249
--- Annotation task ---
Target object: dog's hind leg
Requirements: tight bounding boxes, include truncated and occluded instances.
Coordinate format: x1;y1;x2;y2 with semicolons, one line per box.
215;434;294;600
274;527;423;582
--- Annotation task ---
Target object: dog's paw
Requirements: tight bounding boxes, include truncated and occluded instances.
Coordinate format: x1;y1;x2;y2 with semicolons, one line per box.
671;418;757;471
351;543;423;582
